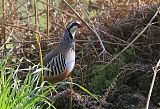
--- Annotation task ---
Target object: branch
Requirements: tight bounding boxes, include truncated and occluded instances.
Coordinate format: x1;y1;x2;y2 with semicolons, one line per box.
62;0;107;60
146;59;160;109
38;0;75;18
98;6;160;72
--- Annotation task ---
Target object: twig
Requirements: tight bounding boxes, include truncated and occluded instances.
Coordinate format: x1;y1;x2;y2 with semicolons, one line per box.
146;59;160;109
2;0;6;51
1;23;46;37
0;0;28;21
34;0;44;82
9;0;16;20
87;36;101;60
93;25;107;61
21;11;45;20
100;30;128;44
34;0;38;31
75;64;84;85
98;6;160;72
77;0;107;60
38;0;75;18
76;0;100;61
101;30;144;53
46;0;49;37
63;0;107;61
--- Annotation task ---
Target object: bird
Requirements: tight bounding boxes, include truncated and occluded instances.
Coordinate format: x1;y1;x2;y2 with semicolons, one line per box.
43;20;83;84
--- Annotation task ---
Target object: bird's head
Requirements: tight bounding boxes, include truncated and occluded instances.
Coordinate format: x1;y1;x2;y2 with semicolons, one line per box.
66;20;83;39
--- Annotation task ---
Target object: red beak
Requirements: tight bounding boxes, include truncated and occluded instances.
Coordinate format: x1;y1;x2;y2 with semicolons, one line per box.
78;24;83;28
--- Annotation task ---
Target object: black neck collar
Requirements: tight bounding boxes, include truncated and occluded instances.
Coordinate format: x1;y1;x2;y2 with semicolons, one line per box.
67;29;73;39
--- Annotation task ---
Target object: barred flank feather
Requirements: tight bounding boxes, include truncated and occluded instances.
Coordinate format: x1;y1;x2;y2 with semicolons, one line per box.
45;54;66;76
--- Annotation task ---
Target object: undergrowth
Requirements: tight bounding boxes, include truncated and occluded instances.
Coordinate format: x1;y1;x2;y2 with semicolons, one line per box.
0;49;55;109
0;49;99;109
87;46;135;94
87;63;119;94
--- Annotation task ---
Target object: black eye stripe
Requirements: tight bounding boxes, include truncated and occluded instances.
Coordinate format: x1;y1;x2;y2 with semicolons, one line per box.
68;22;79;30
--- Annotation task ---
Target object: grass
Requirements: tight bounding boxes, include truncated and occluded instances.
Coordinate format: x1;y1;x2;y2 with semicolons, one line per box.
0;49;55;109
0;48;100;109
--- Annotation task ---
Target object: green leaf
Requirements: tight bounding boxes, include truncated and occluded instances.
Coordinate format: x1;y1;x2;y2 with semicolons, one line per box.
89;10;97;19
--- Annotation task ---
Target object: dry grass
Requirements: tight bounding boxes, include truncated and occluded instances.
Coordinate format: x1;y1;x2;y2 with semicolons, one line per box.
0;0;159;82
0;0;160;108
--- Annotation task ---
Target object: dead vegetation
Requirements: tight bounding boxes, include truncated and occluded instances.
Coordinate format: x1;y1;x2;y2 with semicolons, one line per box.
0;0;160;109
